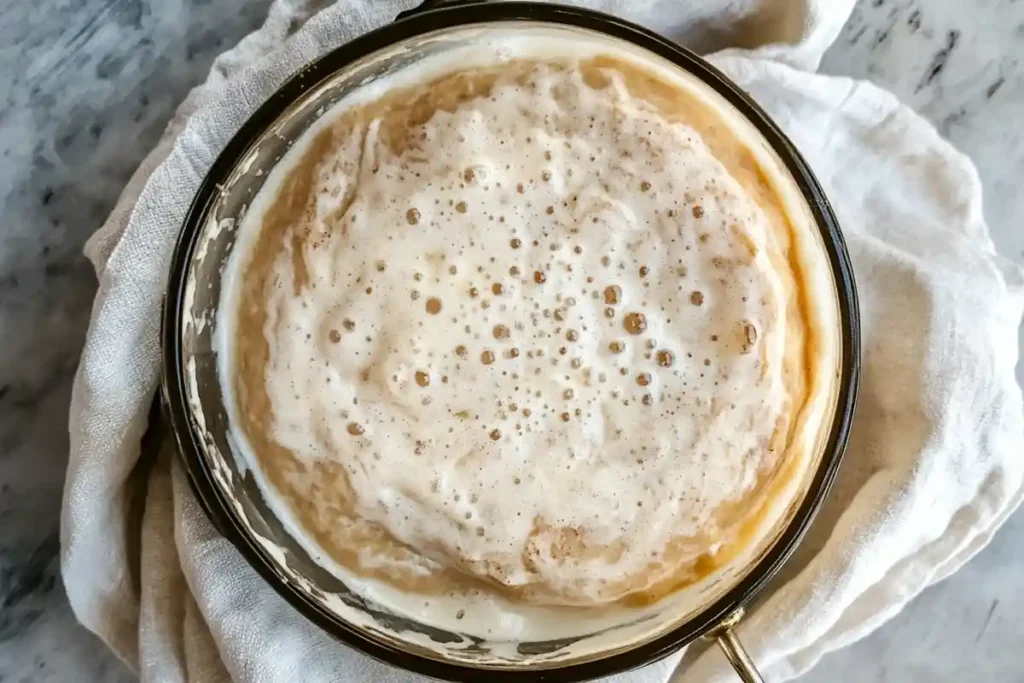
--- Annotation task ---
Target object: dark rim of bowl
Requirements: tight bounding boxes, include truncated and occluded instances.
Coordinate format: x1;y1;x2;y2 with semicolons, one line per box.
161;3;861;681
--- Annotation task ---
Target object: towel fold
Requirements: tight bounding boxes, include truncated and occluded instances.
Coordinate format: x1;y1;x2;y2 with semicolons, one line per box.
63;2;1024;681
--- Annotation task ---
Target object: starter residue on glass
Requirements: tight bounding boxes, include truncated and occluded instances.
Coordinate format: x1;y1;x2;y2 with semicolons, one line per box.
214;30;837;641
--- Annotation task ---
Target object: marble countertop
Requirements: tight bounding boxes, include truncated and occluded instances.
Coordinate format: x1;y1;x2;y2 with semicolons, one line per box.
0;0;1020;681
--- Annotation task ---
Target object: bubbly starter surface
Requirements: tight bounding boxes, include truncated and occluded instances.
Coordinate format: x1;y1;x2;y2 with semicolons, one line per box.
225;55;813;611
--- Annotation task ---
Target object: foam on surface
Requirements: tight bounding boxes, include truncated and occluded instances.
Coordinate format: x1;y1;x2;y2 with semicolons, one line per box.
218;28;835;637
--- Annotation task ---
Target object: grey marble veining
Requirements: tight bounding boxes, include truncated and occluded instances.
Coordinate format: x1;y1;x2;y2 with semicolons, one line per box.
821;0;1024;317
804;2;1024;679
0;1;1020;682
0;1;271;681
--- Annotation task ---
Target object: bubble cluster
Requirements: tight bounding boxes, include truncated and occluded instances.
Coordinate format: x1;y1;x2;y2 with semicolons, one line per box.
247;57;788;607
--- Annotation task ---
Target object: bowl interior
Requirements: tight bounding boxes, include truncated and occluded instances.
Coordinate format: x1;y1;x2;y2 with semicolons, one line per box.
164;9;857;682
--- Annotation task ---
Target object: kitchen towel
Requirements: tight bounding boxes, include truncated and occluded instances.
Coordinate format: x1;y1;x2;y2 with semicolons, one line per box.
62;0;1024;681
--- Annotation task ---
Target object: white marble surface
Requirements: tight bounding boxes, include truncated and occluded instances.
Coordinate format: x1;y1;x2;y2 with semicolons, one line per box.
0;0;1020;681
806;2;1024;679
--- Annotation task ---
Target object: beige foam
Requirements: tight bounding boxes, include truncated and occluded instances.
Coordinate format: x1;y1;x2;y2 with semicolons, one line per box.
223;52;825;614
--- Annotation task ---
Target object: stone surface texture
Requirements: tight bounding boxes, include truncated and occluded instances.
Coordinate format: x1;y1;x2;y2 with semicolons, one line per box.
0;0;1020;680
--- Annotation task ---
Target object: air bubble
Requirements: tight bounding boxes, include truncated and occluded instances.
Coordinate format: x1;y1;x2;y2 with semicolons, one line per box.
623;312;647;335
742;322;758;353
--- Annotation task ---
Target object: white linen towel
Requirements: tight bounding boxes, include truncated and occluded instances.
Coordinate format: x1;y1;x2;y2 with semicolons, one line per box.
62;1;1024;681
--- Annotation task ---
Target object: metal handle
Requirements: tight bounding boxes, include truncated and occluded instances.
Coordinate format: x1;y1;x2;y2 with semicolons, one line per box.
704;609;765;683
716;627;765;683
